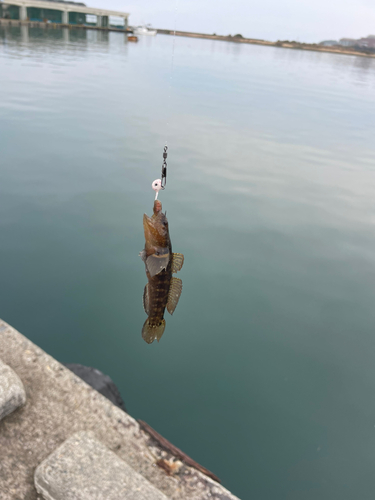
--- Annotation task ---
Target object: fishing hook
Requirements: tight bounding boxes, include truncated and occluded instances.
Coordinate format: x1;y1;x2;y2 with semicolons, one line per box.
152;146;168;200
161;146;168;189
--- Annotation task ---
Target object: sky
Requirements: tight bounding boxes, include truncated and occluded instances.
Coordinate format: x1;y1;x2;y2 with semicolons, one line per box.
87;0;375;43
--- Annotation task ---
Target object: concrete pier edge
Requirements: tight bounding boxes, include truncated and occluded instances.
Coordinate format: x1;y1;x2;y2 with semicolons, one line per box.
0;319;240;499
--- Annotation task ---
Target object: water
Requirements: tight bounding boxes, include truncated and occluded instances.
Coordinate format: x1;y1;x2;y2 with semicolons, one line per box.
1;26;375;500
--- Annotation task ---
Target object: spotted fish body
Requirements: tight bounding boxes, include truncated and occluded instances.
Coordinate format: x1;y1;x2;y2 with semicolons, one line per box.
140;200;184;344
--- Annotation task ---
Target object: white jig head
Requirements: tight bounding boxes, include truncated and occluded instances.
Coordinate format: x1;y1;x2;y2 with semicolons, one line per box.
152;179;162;200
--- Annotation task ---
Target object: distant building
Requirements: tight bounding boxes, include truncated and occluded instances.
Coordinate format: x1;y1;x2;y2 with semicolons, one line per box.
0;1;129;28
357;36;375;48
320;40;339;46
319;35;375;50
339;38;358;47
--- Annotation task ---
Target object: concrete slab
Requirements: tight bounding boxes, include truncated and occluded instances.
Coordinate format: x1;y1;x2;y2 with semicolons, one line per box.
0;319;240;499
35;431;168;500
0;357;26;421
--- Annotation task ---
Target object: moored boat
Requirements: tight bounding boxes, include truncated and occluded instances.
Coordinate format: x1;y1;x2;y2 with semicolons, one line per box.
133;25;157;36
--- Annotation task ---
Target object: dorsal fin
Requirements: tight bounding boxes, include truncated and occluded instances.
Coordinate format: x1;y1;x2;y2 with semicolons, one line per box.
171;253;184;274
167;277;183;315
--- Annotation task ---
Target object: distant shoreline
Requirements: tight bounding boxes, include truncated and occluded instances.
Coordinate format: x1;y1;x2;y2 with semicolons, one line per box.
157;29;375;59
1;19;373;58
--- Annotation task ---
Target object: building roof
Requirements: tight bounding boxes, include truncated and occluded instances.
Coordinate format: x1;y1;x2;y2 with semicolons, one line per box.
44;0;86;6
1;0;129;18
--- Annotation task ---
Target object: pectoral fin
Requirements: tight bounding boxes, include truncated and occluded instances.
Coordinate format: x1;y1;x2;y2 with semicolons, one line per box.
143;283;150;315
171;253;184;273
139;249;146;262
146;253;170;277
167;277;183;315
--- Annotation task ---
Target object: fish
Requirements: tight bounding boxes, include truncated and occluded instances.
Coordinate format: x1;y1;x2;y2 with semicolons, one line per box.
140;199;184;344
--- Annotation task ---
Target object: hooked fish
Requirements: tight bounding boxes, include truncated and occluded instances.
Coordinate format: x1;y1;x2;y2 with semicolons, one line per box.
140;199;184;344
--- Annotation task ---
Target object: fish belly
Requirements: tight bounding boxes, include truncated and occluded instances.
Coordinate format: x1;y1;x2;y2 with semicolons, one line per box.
142;269;171;344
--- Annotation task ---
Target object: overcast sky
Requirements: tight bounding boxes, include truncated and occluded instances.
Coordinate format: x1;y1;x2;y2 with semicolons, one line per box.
87;0;375;43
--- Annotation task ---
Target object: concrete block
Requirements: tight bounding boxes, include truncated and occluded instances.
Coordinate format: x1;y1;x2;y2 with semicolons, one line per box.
34;431;169;500
0;358;26;420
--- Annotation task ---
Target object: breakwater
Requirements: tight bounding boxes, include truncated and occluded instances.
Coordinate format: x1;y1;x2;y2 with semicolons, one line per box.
157;28;375;58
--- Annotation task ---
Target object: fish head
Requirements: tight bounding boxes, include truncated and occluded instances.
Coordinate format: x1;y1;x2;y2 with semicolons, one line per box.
143;211;170;249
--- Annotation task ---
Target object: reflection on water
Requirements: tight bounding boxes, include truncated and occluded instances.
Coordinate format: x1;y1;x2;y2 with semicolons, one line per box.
1;26;375;500
0;25;125;51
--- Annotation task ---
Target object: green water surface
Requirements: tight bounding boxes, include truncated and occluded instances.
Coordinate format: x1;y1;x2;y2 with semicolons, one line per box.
1;26;375;499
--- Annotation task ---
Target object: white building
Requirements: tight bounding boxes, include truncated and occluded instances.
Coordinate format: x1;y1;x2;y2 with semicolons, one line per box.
339;38;358;47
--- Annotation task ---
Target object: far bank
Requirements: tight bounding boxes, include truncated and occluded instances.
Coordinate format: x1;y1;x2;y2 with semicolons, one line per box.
157;28;375;58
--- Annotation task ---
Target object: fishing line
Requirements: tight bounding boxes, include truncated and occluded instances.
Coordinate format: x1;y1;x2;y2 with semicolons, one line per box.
165;0;179;146
152;0;179;201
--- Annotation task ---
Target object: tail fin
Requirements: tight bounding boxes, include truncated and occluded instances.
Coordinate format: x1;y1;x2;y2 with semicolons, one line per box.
142;319;166;344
